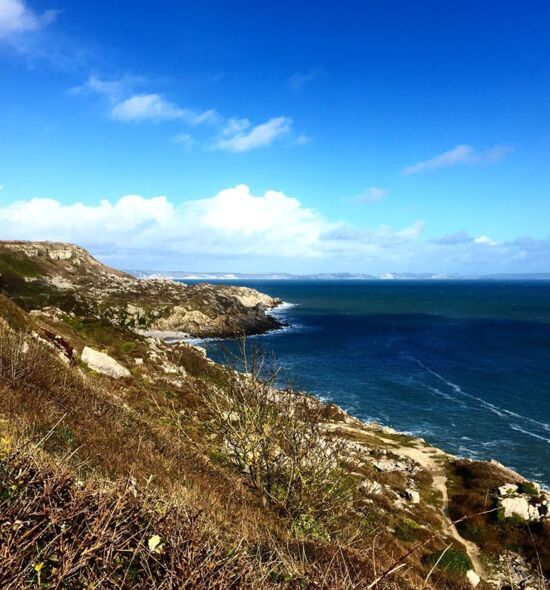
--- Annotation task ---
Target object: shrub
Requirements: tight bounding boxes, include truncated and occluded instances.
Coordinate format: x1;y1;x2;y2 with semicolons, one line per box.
518;481;539;497
202;342;357;525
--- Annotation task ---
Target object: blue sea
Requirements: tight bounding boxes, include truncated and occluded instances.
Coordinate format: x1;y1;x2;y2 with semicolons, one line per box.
186;280;550;487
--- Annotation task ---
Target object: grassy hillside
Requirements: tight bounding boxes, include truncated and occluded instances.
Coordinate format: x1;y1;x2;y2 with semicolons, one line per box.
0;245;548;589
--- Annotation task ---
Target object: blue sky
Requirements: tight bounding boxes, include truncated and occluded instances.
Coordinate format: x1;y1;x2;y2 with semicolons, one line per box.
0;0;549;273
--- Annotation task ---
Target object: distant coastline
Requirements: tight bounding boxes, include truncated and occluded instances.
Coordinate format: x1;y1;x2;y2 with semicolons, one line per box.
130;270;550;281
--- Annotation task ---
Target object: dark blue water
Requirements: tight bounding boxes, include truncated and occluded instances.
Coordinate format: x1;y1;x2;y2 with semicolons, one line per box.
187;280;550;486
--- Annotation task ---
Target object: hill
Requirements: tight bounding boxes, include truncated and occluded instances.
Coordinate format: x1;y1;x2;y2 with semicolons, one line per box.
0;241;548;589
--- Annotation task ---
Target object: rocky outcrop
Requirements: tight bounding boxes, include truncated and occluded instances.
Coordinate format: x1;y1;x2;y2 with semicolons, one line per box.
81;346;131;379
498;489;549;522
0;241;282;338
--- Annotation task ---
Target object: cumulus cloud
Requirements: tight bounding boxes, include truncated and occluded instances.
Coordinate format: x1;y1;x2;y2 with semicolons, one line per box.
2;186;545;273
0;185;423;266
0;0;56;39
214;116;292;152
403;144;510;174
356;187;387;203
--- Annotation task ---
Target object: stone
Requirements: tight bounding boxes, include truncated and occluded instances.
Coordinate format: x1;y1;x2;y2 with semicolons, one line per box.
500;496;540;521
360;479;383;495
135;358;144;366
404;489;420;503
466;569;480;587
498;483;518;496
81;346;131;379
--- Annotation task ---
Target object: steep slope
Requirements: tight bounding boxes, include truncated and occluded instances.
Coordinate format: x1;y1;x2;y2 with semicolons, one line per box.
0;248;548;589
0;241;281;337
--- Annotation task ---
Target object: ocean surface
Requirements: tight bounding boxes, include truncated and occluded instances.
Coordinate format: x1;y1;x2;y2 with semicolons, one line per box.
184;280;550;487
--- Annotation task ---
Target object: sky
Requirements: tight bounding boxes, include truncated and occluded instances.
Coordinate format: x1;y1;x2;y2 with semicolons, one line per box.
0;0;549;274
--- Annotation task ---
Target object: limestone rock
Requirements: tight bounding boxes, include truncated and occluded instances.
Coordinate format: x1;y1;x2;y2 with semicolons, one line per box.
404;489;420;504
81;347;131;379
360;479;383;495
500;496;540;521
498;483;519;496
466;569;480;587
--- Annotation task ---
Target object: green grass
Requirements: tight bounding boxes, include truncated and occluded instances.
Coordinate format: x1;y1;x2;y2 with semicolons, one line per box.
424;548;472;575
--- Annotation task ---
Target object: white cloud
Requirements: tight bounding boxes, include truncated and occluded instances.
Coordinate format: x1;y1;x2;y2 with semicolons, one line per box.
2;186;545;273
71;78;296;152
0;185;421;265
403;144;510;174
0;184;4;191
356;187;387;203
214;116;292;152
70;75;143;102
0;0;56;39
111;93;216;125
474;235;497;246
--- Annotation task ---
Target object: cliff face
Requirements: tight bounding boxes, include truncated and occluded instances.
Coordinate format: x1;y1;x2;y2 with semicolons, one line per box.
0;240;281;337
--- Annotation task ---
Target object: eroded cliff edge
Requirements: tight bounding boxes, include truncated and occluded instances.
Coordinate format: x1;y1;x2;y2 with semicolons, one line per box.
0;240;282;337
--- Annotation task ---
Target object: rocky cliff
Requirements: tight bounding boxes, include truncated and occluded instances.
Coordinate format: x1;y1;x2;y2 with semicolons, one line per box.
0;240;281;337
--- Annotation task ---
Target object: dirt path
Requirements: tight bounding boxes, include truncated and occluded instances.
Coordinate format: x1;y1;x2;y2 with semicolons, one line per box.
391;441;485;577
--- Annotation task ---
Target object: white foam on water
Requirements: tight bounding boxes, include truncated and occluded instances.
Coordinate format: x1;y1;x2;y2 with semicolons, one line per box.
416;359;550;433
425;385;468;408
509;424;550;444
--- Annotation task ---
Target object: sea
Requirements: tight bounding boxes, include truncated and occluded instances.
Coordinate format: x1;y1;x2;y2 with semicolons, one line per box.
182;280;550;487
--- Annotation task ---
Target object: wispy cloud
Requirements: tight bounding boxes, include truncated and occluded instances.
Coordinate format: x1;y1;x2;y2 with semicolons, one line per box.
111;93;217;124
70;74;144;102
403;144;510;174
72;76;296;152
288;68;326;90
0;0;56;40
173;133;194;151
72;76;216;125
356;187;387;203
214;116;292;153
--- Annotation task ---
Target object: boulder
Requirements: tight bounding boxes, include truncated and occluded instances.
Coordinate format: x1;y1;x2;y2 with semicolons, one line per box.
81;347;131;379
500;496;540;522
466;569;480;587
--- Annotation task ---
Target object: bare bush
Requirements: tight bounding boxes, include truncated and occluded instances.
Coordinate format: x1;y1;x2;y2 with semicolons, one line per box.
202;341;357;529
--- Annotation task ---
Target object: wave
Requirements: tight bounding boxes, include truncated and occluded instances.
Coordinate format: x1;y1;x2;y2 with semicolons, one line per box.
416;359;550;432
425;385;468;408
509;424;550;444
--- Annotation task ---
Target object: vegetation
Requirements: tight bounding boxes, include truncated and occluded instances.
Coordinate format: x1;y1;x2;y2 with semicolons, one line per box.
1;243;549;588
447;460;550;578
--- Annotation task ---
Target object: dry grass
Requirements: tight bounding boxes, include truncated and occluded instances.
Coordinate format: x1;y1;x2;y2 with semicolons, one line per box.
0;298;504;589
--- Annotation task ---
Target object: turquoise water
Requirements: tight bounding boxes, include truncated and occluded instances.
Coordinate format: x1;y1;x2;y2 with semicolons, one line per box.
186;280;550;486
